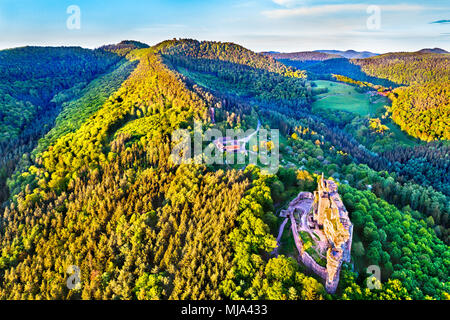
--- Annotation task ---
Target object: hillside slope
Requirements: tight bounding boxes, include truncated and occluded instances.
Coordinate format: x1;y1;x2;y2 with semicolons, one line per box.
353;52;450;141
271;50;449;141
0;46;130;205
0;42;326;300
0;40;448;300
156;39;306;78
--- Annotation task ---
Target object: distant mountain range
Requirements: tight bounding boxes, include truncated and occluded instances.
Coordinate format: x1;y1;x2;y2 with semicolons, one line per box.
261;51;341;61
262;48;449;62
416;48;449;54
261;50;378;61
314;50;379;59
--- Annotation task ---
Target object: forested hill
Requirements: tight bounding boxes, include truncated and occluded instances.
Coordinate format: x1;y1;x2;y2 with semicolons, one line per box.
99;40;150;56
156;39;306;78
0;40;448;300
353;52;449;85
0;46;122;142
270;49;449;142
417;48;448;54
352;52;449;141
158;40;312;114
0;46;131;206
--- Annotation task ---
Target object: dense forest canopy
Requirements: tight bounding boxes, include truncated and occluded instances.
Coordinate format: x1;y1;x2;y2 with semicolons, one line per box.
156;39;306;79
352;52;450;141
0;46;130;210
0;46;121;142
353;52;449;85
0;39;448;300
274;51;449;142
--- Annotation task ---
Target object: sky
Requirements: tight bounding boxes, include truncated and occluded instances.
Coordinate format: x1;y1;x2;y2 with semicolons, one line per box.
0;0;449;53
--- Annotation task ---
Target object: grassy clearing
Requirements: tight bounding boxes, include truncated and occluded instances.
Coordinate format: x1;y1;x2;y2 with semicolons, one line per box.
312;80;421;148
312;80;386;116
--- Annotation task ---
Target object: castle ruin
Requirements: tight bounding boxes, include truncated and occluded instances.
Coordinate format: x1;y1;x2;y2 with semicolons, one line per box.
280;174;353;294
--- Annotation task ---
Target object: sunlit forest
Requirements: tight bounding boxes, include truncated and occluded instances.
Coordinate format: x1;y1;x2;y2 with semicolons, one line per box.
0;39;448;301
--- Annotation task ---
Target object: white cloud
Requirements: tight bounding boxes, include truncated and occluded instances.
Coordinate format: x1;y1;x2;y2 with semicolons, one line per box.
263;4;426;19
272;0;306;8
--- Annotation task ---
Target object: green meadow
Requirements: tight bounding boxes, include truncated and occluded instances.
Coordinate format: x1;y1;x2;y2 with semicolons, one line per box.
312;80;387;116
312;80;419;147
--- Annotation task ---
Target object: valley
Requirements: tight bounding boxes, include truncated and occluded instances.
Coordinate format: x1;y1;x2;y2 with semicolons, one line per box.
311;80;419;147
0;39;448;301
312;80;385;116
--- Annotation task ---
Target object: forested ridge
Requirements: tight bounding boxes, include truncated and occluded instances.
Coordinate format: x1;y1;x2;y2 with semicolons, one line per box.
157;39;306;79
0;46;121;142
0;46;130;209
353;52;449;85
0;40;448;300
352;52;450;141
270;51;449;141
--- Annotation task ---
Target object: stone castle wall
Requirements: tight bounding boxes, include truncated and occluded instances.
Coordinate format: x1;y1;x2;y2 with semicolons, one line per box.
299;250;328;281
298;247;342;294
285;178;353;295
290;213;340;293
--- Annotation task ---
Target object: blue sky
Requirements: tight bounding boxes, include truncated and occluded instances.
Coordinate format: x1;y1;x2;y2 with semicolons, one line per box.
0;0;449;52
